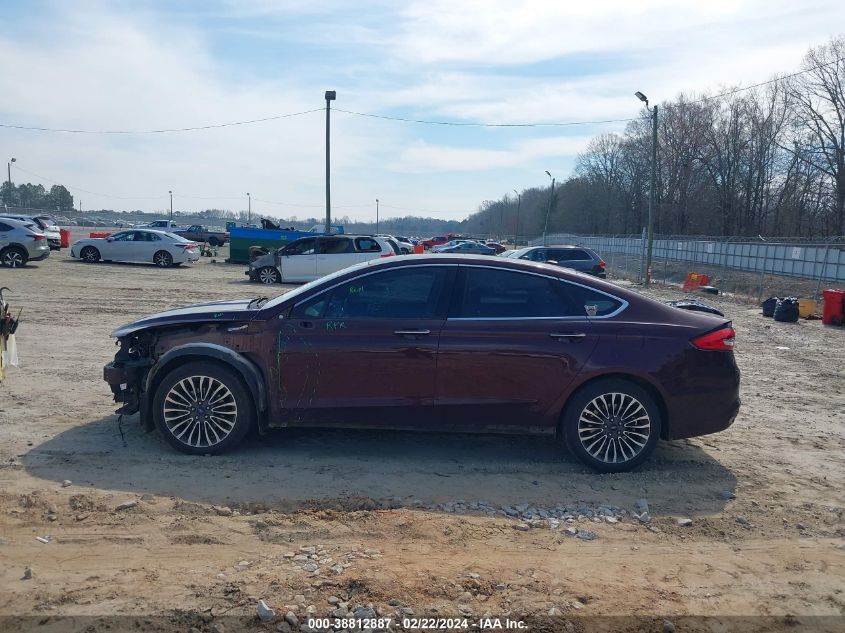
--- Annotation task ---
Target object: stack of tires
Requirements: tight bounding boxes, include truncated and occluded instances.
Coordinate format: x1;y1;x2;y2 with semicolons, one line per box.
773;297;799;323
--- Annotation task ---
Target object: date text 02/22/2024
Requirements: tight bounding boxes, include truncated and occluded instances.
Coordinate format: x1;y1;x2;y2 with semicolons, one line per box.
306;617;528;630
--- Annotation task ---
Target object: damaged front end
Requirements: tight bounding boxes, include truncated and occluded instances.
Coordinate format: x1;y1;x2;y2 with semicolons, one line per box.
103;331;155;416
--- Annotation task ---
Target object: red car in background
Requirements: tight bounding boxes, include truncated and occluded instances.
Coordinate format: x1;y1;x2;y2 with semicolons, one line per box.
421;234;461;250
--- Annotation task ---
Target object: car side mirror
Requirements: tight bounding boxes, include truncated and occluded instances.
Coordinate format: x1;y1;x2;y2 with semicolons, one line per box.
107;237;114;242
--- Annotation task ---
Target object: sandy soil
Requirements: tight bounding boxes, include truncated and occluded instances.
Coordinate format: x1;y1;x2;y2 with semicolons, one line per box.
0;235;843;632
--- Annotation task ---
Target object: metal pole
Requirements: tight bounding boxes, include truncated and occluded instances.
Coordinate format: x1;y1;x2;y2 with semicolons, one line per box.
644;105;657;286
169;191;173;221
375;198;379;234
814;238;833;300
640;226;646;283
543;177;555;246
513;190;521;247
247;193;251;224
324;90;336;234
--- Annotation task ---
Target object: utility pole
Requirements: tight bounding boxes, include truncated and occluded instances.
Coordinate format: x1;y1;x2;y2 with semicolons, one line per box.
247;192;251;224
646;104;657;285
513;189;521;247
635;92;658;285
324;90;336;234
6;157;15;206
543;171;554;246
169;190;173;221
375;198;379;234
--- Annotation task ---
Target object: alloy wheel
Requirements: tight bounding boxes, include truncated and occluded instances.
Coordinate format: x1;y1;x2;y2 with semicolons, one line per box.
154;251;173;267
2;249;25;267
577;392;651;464
258;267;279;284
162;375;238;448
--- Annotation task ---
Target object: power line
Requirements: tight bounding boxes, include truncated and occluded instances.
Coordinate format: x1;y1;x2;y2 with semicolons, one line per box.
334;108;636;128
0;108;323;134
688;54;845;105
10;164;166;200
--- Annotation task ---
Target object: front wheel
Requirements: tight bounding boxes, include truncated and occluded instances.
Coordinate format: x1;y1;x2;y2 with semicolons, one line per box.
153;250;173;267
152;361;254;455
561;378;661;473
256;266;281;284
80;246;100;263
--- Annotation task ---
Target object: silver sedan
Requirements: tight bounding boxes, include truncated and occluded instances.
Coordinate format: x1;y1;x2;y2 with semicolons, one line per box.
70;229;200;267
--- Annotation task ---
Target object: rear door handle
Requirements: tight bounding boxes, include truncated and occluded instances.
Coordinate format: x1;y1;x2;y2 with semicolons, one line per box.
394;329;431;337
549;332;586;339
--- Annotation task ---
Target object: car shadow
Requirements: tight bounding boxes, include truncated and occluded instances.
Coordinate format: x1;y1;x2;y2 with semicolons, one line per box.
21;415;737;516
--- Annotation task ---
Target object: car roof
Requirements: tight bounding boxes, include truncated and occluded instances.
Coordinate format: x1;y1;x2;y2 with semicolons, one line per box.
0;216;39;229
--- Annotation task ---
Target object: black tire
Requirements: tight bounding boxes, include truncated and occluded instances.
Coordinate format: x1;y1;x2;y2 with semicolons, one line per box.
153;250;173;267
208;237;220;247
80;246;100;263
561;378;661;473
0;246;28;268
256;266;281;284
152;361;254;455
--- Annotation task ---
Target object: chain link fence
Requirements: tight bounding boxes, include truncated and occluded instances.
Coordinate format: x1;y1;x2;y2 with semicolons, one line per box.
530;232;845;303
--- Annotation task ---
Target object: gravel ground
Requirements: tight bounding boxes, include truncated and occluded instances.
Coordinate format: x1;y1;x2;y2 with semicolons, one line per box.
0;234;843;632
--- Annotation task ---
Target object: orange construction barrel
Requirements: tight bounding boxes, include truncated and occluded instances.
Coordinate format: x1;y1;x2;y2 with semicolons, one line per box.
413;243;424;254
822;289;845;325
59;228;71;248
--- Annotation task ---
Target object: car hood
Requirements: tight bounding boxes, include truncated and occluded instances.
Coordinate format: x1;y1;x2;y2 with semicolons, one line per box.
111;298;261;337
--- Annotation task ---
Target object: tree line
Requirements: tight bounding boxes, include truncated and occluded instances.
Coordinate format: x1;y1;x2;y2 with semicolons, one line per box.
463;36;845;239
1;182;74;212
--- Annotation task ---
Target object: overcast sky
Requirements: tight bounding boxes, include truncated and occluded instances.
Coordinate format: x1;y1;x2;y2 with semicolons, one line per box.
1;0;843;221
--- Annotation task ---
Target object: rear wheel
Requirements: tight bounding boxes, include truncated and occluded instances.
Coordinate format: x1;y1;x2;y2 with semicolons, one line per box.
208;237;220;247
0;246;27;268
80;246;100;263
154;250;173;267
152;361;254;455
257;266;280;284
561;378;661;473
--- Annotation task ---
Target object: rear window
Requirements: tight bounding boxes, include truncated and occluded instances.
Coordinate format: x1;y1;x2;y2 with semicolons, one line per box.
386;239;402;255
354;237;382;253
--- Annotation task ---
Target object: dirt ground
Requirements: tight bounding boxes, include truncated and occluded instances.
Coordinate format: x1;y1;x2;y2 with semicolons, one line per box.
0;232;844;632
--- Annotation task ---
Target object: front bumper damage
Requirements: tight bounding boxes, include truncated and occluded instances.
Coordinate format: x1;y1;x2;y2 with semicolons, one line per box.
104;358;152;415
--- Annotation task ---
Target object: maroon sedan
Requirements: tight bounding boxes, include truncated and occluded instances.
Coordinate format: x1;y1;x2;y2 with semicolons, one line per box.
103;255;740;472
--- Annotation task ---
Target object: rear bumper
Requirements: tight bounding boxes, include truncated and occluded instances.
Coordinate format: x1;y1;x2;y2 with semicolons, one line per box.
28;248;50;262
661;352;741;440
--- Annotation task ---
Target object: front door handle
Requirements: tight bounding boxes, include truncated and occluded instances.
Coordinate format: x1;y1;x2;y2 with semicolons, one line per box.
549;332;586;339
394;329;431;337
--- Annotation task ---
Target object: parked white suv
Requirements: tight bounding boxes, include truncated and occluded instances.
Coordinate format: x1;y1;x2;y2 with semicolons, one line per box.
0;214;62;250
0;217;51;267
247;235;399;283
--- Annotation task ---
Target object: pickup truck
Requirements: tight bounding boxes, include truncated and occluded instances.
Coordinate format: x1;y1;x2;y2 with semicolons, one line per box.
172;225;229;246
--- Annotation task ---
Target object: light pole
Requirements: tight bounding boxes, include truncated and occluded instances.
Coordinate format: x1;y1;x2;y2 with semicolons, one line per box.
375;198;379;234
513;189;521;247
324;90;336;234
6;157;15;206
543;170;555;246
169;190;173;221
635;91;658;285
247;192;251;224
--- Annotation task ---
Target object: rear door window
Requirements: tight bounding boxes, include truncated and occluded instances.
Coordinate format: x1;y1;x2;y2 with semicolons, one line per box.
318;237;354;254
354;237;382;253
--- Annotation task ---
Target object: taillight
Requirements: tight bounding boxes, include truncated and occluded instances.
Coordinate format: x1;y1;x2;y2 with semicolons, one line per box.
31;234;46;241
380;252;395;258
180;244;196;250
598;261;606;267
691;326;735;351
